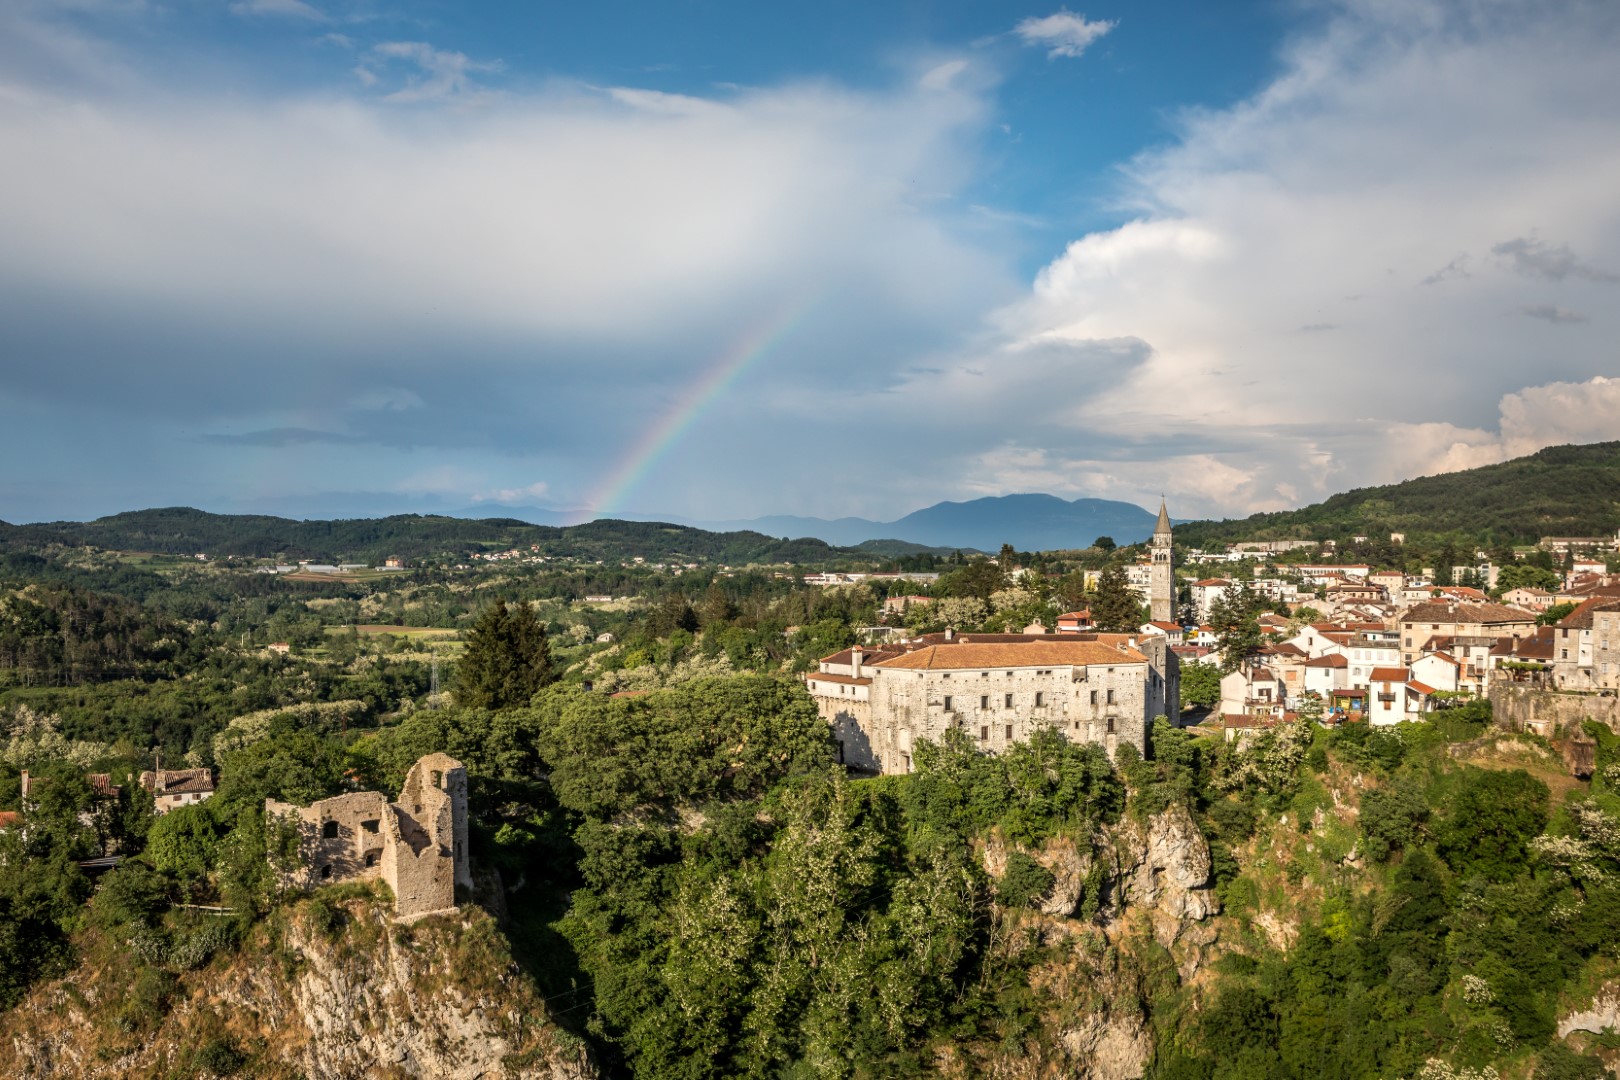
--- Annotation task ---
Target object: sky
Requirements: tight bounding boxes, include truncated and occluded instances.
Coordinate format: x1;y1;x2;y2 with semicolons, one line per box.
2;0;1619;526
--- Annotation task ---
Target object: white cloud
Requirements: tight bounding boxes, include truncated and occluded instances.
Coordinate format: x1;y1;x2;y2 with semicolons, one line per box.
1013;11;1116;59
361;41;503;104
229;0;326;21
933;0;1620;518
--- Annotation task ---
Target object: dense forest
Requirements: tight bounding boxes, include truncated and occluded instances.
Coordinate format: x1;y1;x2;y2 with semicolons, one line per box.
1174;441;1620;548
0;509;904;565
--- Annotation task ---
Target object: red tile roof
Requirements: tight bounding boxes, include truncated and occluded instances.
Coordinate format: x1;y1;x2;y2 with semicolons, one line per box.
1370;667;1409;682
873;640;1147;670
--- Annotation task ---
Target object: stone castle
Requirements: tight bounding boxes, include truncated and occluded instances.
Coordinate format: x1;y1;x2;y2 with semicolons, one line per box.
266;753;471;920
806;506;1180;774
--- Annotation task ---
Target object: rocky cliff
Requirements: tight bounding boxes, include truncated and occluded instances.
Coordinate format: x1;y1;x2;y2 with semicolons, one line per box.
980;803;1221;1080
0;893;595;1080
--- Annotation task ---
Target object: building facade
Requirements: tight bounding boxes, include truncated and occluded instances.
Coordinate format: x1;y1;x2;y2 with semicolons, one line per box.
807;633;1179;774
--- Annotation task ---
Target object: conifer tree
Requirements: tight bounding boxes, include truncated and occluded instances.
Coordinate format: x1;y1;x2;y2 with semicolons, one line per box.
1090;564;1141;632
455;598;554;710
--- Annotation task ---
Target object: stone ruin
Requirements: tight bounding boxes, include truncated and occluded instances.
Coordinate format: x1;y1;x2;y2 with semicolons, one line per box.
266;753;471;920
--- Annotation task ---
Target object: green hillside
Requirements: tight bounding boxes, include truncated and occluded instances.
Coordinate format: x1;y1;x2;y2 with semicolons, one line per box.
1175;441;1620;547
0;508;862;565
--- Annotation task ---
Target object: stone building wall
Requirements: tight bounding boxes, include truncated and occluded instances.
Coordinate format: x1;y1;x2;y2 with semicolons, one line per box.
847;662;1149;775
1488;683;1620;739
267;753;470;920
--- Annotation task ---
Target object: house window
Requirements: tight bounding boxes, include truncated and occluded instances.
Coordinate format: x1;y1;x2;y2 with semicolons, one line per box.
942;695;953;712
980;695;989;710
1106;717;1115;734
1004;693;1014;708
1005;724;1013;740
980;725;989;741
361;819;379;834
1107;689;1116;705
1090;690;1098;705
322;821;339;839
1035;692;1045;707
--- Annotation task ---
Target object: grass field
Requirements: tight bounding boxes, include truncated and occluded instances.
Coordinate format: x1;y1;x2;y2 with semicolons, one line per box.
328;624;461;638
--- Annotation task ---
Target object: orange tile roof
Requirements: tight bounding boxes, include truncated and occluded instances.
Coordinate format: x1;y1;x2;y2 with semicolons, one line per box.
1304;653;1348;668
806;672;873;686
872;639;1146;671
1408;680;1439;695
0;811;20;829
1369;667;1409;683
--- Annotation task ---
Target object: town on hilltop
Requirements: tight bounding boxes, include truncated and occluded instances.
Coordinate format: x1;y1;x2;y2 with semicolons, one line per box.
4;480;1620;1077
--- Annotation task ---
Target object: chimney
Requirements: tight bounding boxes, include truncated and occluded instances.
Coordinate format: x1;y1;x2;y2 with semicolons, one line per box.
850;646;864;679
944;626;955;641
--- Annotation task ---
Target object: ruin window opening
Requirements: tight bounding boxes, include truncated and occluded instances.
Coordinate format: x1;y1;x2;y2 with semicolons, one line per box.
365;851;378;867
361;819;379;834
322;821;339;839
320;864;333;880
431;770;443;789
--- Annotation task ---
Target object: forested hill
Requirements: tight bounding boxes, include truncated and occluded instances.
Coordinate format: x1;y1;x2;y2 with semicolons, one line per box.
0;507;870;564
1175;441;1620;547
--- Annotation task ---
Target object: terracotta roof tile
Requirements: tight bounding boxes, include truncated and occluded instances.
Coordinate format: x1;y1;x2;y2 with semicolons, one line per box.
872;640;1147;670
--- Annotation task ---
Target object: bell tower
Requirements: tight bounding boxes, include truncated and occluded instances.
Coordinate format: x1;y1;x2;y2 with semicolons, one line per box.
1150;499;1174;624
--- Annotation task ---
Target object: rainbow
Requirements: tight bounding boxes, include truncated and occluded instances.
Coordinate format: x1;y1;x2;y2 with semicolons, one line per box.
585;297;817;519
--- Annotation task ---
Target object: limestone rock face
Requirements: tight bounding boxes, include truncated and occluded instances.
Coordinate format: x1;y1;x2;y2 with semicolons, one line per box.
1108;803;1220;927
1060;1011;1153;1080
982;831;1096;918
0;899;596;1080
1558;981;1620;1038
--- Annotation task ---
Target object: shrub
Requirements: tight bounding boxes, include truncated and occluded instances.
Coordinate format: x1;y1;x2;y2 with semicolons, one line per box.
998;851;1055;909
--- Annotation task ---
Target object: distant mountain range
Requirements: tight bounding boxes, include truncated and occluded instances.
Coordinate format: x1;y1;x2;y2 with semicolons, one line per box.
466;494;1164;553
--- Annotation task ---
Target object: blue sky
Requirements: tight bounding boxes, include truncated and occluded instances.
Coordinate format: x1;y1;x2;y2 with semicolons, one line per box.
3;0;1619;525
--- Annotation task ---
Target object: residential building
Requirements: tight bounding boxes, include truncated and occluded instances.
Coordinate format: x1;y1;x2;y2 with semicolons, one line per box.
139;768;216;815
1398;601;1537;664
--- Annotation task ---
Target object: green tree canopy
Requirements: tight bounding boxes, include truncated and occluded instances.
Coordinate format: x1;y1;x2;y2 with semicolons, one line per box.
1091;563;1141;632
455;598;555;710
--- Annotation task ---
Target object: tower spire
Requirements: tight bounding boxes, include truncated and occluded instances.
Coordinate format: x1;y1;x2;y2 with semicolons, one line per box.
1155;497;1171;535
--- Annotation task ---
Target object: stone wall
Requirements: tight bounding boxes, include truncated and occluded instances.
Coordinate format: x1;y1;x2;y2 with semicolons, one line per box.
1488;683;1620;738
268;752;469;920
839;662;1149;775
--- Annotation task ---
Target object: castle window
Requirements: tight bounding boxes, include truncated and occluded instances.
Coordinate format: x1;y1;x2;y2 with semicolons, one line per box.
431;770;443;789
322;821;339;839
320;864;333;879
361;819;379;834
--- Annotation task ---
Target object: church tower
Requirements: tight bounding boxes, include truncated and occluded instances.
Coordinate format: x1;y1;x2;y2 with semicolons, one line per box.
1149;499;1174;624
